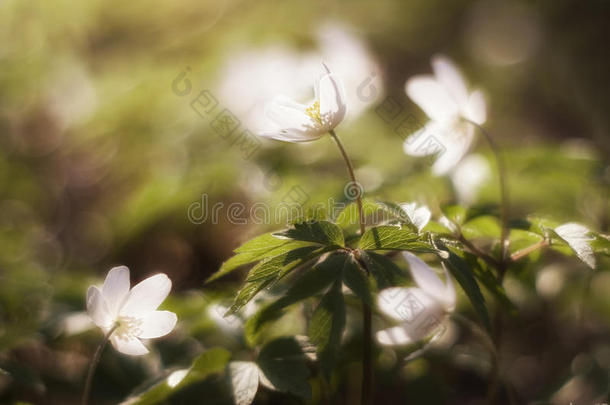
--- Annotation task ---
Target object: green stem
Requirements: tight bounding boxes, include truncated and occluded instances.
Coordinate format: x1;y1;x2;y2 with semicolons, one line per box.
82;324;118;405
465;120;510;278
329;130;372;405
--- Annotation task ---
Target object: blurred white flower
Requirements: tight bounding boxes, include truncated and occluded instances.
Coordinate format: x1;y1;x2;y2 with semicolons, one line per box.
450;153;490;204
259;64;346;142
554;223;596;269
376;252;455;346
404;55;487;175
86;266;177;356
217;22;382;132
399;202;431;232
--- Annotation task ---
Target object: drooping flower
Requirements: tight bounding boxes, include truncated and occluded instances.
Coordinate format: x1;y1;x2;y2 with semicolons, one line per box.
259;64;346;142
554;223;596;269
376;253;455;346
404;55;487;175
399;202;431;232
86;266;177;355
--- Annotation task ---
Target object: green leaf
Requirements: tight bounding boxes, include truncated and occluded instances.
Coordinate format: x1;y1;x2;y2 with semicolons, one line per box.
120;347;230;405
228;278;274;315
359;251;406;289
592;233;610;255
257;337;311;399
206;232;313;283
462;252;516;314
229;246;333;314
358;225;435;252
342;255;372;305
440;247;491;332
308;279;345;379
335;199;383;231
442;205;468;225
245;253;346;345
461;216;502;239
246;246;323;282
275;220;345;247
228;361;260;405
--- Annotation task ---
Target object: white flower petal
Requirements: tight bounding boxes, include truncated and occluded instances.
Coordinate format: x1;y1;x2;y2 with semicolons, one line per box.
431;121;475;175
228;361;259;405
403;253;455;310
137;311;177;339
86;286;113;329
431;55;469;107
102;266;130;316
450;154;490;204
120;274;172;317
110;334;149;356
376;310;445;346
400;202;431;232
403;121;449;157
405;76;459;122
318;73;346;129
262;96;322;142
463;89;487;125
555;223;596;269
377;287;437;322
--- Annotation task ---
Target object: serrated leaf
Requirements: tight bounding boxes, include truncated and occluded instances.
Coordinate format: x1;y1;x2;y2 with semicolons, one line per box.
462;252;516;314
120;348;230;405
245;253;346;345
228;278;274;315
358;225;435;252
342;255;371;305
359;251;406;289
439;247;491;332
335;199;383;231
308;279;345;379
206;233;313;283
275;220;345;247
592;233;610;255
246;246;323;282
228;361;259;405
256;337;311;399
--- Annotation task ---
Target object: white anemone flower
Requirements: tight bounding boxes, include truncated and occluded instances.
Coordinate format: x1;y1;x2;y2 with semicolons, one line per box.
399;202;431;232
404;55;487;175
376;253;455;346
554;223;596;269
86;266;177;356
259;64;347;142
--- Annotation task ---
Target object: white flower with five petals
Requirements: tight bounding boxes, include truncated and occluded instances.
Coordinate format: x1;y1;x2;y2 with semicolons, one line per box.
259;64;346;142
404;55;487;175
86;266;177;356
376;253;455;346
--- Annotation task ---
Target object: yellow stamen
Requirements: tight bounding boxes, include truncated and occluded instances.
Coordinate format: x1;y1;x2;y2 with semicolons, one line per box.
305;101;322;125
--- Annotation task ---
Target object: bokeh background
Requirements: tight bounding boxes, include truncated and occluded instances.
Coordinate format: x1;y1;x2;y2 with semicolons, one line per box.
1;0;609;403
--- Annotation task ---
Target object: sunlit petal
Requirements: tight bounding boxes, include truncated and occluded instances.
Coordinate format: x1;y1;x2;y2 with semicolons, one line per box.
137;310;177;339
110;334;149;356
405;76;459;121
86;286;113;328
318;73;347;129
102;266;130;316
120;274;172;317
431;54;469;106
463;89;487;125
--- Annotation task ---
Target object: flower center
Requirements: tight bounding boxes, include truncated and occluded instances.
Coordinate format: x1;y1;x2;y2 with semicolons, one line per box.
114;315;143;340
305;101;322;125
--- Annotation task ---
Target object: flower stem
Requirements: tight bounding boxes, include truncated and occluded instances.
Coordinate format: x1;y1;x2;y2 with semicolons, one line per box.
329;130;365;236
82;324;118;405
465;120;510;279
328;129;372;405
510;238;549;262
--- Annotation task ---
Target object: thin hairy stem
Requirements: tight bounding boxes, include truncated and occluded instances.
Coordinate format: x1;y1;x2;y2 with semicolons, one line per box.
82;324;118;405
329;130;366;236
329;130;372;405
465;120;510;279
